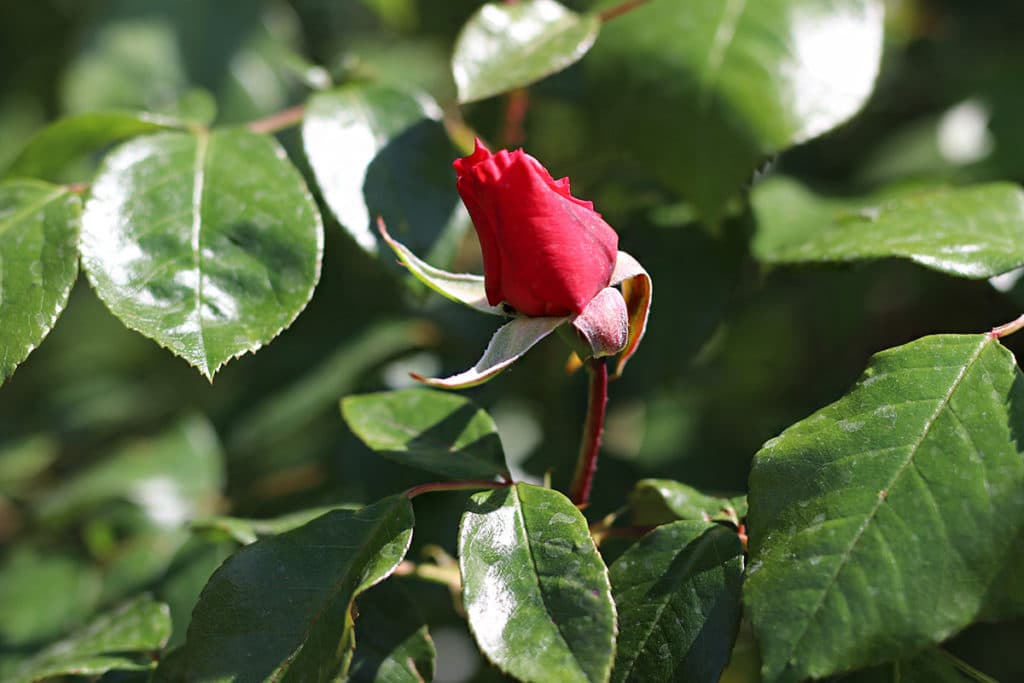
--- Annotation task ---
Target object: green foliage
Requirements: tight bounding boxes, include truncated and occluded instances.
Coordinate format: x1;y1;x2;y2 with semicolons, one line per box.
0;0;1022;681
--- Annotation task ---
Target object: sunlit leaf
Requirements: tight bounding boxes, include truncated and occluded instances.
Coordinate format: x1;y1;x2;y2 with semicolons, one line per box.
80;128;323;379
630;479;746;527
459;483;616;683
746;334;1024;682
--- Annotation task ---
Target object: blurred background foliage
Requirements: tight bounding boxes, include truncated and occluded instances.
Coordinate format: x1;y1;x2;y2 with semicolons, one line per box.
1;0;1023;680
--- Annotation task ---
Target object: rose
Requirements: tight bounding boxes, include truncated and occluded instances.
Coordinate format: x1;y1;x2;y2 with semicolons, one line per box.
453;139;619;317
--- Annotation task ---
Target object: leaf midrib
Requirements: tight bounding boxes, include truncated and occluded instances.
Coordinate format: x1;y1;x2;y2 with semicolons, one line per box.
0;186;67;238
189;130;210;377
777;335;992;677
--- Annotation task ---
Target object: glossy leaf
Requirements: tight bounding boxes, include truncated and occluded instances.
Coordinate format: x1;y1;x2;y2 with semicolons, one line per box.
80;128;323;380
184;497;415;682
753;177;1024;278
745;334;1024;682
459;483;616;683
416;315;568;389
9;595;171;683
36;414;224;528
304;83;461;258
452;0;600;103
342;387;510;480
630;479;746;527
609;521;744;683
586;0;884;223
349;579;435;683
0;180;80;385
5;111;180;182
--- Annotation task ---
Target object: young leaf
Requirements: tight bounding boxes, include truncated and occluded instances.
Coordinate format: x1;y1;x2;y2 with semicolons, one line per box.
745;334;1024;683
349;579;435;683
4;110;181;182
586;0;884;224
80;128;323;380
609;521;744;683
459;483;616;683
342;388;510;480
630;479;746;527
415;316;568;389
752;177;1024;278
9;595;171;683
183;497;415;682
453;0;601;103
304;83;460;256
0;180;80;386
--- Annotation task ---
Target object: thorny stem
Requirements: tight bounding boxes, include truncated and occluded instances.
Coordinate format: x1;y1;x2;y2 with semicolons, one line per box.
989;313;1024;339
599;0;650;23
247;104;306;135
569;357;609;506
406;479;510;500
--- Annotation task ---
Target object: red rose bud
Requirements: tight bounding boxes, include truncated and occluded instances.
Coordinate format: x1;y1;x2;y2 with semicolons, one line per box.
453;139;619;317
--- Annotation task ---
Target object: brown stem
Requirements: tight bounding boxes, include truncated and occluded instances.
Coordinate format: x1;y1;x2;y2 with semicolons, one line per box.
989;313;1024;339
569;357;609;506
599;0;650;23
247;104;306;135
406;479;510;500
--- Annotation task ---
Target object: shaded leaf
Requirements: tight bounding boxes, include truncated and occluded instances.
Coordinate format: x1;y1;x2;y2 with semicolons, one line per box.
630;479;746;527
9;595;171;683
459;483;616;683
840;648;981;683
349;579;435;683
745;334;1024;682
586;0;884;223
453;0;600;103
5;111;180;182
610;521;744;683
0;180;80;385
342;388;510;480
193;505;358;546
304;83;462;258
753;177;1024;278
80;128;323;380
183;497;415;682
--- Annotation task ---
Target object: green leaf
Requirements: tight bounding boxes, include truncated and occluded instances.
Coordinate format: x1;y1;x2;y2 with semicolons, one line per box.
752;177;1024;278
0;180;80;385
80;128;323;380
745;334;1024;682
183;497;415;682
342;388;510;480
349;579;435;683
193;505;359;546
452;0;601;103
0;434;58;496
9;595;171;683
459;483;616;683
417;316;568;389
630;479;746;527
157;537;236;650
586;0;884;223
840;648;983;683
4;111;181;182
303;83;462;258
36;414;224;528
609;521;744;683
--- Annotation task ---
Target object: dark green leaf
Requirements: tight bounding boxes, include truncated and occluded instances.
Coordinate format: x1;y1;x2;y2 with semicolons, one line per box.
840;648;982;682
349;579;435;683
0;180;80;385
193;505;358;546
752;177;1024;278
609;521;744;683
80;128;323;379
303;83;462;259
452;0;600;103
459;483;616;683
745;334;1024;682
586;0;884;223
183;497;415;682
342;388;510;480
9;595;171;683
156;537;236;650
36;414;224;527
630;479;746;527
4;111;180;182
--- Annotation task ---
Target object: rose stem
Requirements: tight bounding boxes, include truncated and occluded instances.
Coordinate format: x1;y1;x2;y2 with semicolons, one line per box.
500;88;530;147
989;313;1024;339
569;357;609;506
599;0;650;23
406;479;510;500
247;104;306;135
